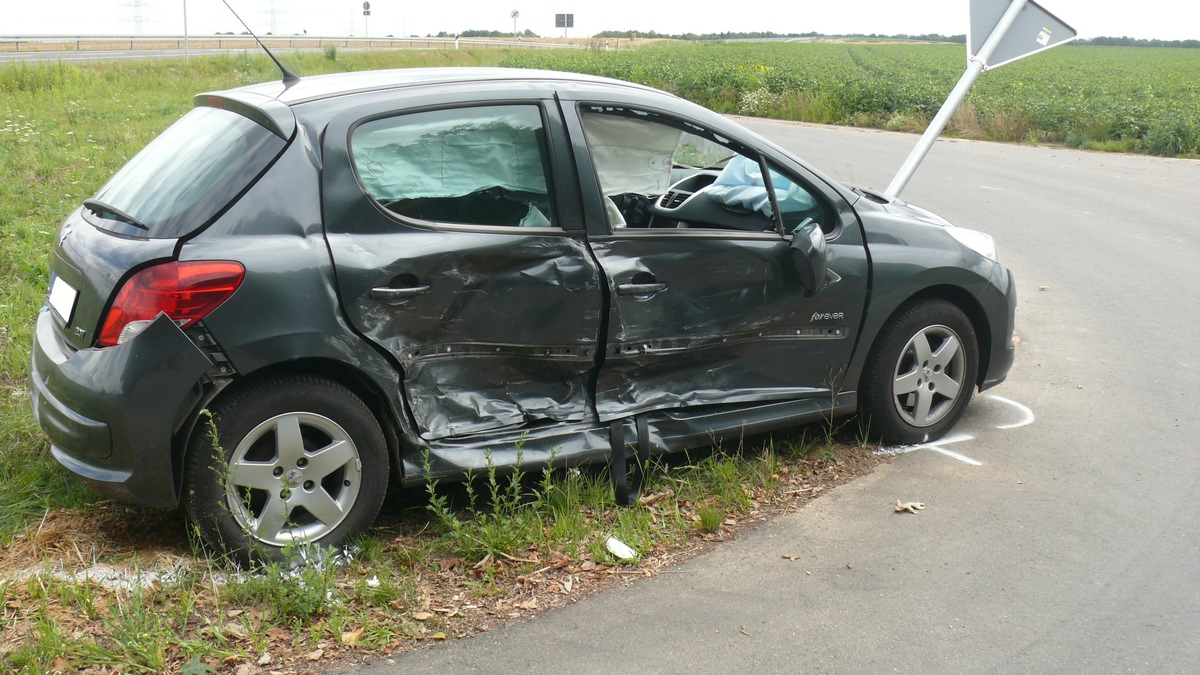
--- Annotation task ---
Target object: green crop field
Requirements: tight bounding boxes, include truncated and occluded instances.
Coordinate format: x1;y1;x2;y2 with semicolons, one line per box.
503;42;1200;156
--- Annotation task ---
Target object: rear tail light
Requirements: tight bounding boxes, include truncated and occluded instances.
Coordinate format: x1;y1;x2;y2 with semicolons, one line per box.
98;261;245;347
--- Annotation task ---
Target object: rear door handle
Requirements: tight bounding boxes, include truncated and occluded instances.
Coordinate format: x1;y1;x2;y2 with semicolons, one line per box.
617;282;667;296
369;284;431;302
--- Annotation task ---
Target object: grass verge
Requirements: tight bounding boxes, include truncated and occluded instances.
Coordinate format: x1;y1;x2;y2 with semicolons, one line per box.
0;430;881;672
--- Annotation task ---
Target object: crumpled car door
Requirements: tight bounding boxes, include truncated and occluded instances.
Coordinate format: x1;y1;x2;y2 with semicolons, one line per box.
568;103;869;421
321;100;604;440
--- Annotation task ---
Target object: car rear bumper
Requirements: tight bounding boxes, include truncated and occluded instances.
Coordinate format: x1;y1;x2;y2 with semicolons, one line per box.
29;310;215;508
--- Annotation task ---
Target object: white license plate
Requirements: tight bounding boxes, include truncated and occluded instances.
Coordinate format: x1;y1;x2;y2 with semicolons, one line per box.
48;276;79;323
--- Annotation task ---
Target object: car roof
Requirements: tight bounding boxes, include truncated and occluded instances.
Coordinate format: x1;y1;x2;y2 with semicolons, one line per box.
232;67;669;106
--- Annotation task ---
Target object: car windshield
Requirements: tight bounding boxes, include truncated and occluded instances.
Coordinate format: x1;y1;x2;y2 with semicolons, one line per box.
88;106;286;239
673;136;737;170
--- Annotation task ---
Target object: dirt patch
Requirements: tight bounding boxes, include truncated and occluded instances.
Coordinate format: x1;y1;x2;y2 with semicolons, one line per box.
0;503;188;578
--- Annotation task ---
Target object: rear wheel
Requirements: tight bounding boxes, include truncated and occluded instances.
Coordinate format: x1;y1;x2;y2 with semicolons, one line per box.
859;299;979;445
183;374;388;566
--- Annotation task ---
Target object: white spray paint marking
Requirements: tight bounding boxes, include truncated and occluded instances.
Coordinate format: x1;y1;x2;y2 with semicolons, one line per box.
874;433;980;464
920;432;973;446
871;396;1034;466
987;395;1035;429
923;444;984;466
14;562;200;592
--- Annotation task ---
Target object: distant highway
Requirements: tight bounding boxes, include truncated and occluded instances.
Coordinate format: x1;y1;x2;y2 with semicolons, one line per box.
0;34;581;65
1;47;323;64
0;48;260;64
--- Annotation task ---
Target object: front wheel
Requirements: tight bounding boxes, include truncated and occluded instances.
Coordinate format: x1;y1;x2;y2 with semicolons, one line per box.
183;375;388;566
859;299;979;445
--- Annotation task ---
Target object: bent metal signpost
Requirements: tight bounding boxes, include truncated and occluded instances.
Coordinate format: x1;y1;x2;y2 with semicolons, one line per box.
884;0;1077;199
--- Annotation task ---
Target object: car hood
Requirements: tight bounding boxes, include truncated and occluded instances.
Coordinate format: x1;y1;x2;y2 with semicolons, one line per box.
846;182;1003;265
844;183;954;228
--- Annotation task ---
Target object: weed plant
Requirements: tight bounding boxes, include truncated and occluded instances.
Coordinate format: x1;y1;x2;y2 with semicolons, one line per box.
222;556;341;621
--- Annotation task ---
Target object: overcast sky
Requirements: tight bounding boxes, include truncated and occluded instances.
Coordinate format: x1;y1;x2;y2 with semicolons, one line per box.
2;0;1195;42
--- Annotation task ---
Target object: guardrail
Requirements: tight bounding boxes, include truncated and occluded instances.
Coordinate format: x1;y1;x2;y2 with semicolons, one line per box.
0;35;583;53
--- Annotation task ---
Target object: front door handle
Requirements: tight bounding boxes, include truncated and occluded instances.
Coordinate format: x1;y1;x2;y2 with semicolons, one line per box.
369;284;431;302
617;282;667;296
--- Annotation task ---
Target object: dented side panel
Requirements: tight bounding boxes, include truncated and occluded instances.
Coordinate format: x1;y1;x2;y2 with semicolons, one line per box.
591;232;869;420
325;230;603;440
319;89;606;442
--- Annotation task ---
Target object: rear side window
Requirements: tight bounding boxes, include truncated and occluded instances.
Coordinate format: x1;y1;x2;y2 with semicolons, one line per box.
351;105;557;228
88;106;286;239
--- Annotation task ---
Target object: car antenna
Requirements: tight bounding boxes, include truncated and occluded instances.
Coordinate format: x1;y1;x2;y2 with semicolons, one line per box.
220;0;300;87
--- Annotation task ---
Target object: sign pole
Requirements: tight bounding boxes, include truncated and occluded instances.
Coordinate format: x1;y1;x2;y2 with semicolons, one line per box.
885;0;1030;199
883;0;1077;198
183;0;189;63
883;61;985;199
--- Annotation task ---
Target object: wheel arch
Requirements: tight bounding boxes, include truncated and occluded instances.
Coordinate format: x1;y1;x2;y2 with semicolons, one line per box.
855;283;993;393
173;357;408;503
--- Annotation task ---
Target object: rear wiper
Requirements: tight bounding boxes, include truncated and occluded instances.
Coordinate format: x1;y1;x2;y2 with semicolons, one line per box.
83;198;149;231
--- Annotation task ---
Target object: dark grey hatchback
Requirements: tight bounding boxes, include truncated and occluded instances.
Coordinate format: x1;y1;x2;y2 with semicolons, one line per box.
30;67;1015;563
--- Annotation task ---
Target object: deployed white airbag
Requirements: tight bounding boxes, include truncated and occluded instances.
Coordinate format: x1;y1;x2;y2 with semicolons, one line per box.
708;155;816;217
581;113;681;195
354;114;548;201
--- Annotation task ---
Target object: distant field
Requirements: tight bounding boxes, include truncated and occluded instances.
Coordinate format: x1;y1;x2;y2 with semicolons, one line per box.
503;42;1200;157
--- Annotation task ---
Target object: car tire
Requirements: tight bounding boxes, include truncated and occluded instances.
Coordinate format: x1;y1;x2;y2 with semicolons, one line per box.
183;374;388;566
859;299;979;445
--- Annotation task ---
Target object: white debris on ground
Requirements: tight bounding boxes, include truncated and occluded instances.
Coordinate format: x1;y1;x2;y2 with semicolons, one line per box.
6;544;361;591
11;557;203;591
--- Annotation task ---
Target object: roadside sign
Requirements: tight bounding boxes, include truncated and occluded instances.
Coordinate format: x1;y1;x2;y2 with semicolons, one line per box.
884;0;1076;198
970;0;1076;68
556;13;574;28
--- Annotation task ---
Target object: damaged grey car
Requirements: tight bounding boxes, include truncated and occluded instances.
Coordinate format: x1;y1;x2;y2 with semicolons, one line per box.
29;68;1015;563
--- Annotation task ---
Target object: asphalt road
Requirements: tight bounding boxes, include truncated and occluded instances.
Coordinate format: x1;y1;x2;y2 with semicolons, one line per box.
345;122;1200;673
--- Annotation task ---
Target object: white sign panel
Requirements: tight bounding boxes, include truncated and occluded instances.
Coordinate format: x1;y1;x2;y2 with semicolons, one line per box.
969;0;1077;68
